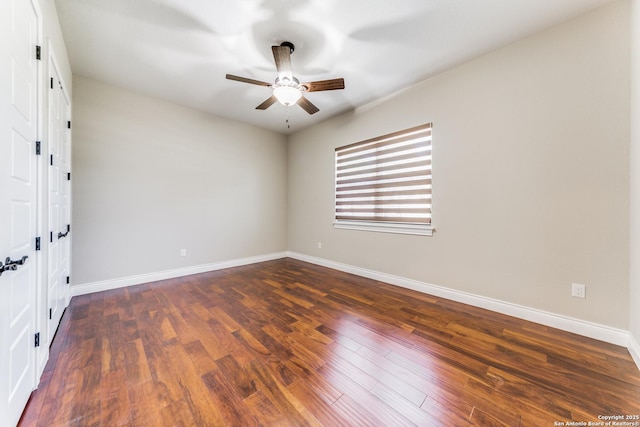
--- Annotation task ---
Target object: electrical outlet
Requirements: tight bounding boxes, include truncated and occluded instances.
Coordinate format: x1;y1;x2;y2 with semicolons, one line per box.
571;283;586;299
180;249;187;257
317;242;322;249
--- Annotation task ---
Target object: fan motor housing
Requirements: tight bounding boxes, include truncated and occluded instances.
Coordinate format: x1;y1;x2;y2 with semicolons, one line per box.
280;41;295;54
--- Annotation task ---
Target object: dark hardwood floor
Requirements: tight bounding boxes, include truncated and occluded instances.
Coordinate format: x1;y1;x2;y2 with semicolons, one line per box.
18;258;640;426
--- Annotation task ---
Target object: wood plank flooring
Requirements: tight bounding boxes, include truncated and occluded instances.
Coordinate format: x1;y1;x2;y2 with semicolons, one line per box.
18;258;640;426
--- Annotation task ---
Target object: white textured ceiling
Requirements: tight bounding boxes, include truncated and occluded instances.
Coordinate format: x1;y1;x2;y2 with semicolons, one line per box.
55;0;615;134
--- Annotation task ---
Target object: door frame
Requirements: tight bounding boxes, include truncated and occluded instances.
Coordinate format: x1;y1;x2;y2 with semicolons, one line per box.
33;4;46;381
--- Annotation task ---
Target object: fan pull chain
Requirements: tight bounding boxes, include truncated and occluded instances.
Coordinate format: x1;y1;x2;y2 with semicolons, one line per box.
286;107;291;129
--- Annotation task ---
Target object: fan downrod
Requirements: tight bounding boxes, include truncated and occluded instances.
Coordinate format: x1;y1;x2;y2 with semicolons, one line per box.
280;41;295;54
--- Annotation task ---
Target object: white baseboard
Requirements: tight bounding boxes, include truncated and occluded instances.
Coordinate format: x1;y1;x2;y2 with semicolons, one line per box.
629;333;640;370
287;252;632;349
71;252;288;296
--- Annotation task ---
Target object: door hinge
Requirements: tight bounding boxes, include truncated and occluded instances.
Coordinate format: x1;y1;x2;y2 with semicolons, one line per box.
67;172;71;181
50;154;53;166
67;120;71;129
66;276;70;284
49;309;52;320
34;332;40;347
36;45;41;60
50;231;53;243
36;141;41;155
50;77;53;89
35;237;41;251
67;224;71;233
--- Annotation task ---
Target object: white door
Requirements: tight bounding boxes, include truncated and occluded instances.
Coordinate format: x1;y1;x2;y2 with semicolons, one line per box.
47;60;70;340
0;0;41;425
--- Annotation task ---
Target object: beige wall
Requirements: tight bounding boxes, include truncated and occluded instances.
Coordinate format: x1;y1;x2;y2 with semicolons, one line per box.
630;0;640;346
288;1;630;328
71;76;288;285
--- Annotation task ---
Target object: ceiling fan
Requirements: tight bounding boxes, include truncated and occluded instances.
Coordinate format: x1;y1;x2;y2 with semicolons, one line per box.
226;42;345;115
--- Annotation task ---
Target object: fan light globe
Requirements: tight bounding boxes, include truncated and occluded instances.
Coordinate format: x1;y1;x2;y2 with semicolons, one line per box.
273;85;302;106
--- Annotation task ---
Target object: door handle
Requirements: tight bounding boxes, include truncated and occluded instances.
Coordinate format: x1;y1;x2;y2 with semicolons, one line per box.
5;255;28;266
58;230;68;239
0;255;27;277
0;262;17;276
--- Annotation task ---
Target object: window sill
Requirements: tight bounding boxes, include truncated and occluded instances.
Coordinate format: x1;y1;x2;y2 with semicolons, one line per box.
333;220;434;236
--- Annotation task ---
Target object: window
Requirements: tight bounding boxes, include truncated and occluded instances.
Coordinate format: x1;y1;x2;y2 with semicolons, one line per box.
334;123;433;236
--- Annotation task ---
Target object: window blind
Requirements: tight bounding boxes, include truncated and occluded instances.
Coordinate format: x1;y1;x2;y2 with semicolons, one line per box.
335;123;432;225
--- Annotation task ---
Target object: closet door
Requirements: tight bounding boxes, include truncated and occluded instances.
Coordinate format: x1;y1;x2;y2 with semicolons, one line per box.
0;0;41;425
47;58;70;341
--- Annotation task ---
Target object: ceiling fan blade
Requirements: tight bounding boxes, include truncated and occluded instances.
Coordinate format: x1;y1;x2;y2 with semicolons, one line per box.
272;45;293;80
226;74;272;87
302;78;345;92
256;95;278;110
297;96;319;115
